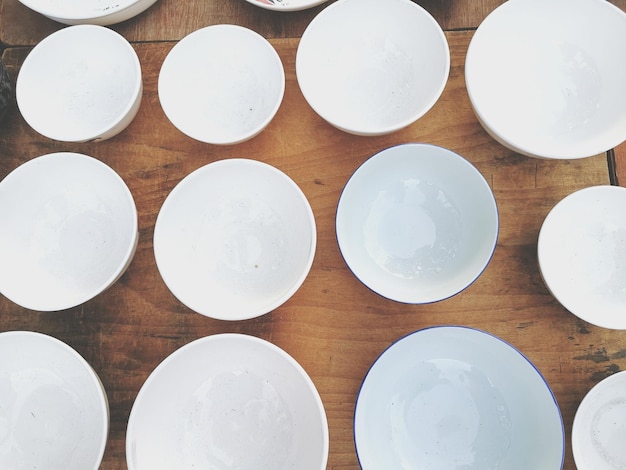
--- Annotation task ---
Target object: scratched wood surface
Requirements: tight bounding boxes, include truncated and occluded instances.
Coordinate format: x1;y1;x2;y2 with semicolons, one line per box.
1;2;626;469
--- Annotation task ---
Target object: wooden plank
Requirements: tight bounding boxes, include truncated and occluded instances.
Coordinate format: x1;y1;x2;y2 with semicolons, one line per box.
0;31;621;470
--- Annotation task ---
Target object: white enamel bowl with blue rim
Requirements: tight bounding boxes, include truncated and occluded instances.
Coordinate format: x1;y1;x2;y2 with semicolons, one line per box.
572;370;626;469
0;331;109;469
538;185;626;329
17;0;159;25
0;152;138;311
159;24;285;145
153;158;316;320
16;25;142;142
296;0;450;136
336;143;498;304
245;0;329;12
354;326;565;469
465;0;626;159
126;333;329;469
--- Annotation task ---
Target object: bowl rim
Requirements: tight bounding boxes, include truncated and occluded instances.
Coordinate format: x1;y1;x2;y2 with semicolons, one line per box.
295;0;450;136
158;24;285;145
0;330;109;469
353;325;565;469
335;143;499;303
17;0;157;22
153;158;317;320
16;24;143;143
126;332;329;469
0;152;139;311
465;0;626;160
244;0;330;12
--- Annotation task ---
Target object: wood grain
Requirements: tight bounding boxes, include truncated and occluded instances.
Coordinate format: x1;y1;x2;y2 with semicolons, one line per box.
0;25;624;470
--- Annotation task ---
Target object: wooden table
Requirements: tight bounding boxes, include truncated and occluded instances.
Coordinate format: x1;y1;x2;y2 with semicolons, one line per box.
1;1;626;468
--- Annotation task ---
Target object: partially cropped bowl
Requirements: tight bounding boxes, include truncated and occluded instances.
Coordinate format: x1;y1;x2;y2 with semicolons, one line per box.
17;0;159;25
159;25;285;145
466;0;626;159
0;152;138;311
16;25;142;142
336;143;498;303
296;0;449;136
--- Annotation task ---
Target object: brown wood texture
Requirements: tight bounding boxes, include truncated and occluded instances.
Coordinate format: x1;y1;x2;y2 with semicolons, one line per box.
1;4;626;470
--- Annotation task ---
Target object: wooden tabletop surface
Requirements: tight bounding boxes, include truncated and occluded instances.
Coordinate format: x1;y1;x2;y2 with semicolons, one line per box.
1;1;626;469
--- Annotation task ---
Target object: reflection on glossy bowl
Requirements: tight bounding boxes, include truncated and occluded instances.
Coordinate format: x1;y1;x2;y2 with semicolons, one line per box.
466;0;626;159
159;25;285;145
0;152;138;311
296;0;449;136
126;333;328;469
153;158;316;320
336;143;498;303
245;0;329;12
0;331;109;470
355;326;564;469
16;25;142;142
17;0;159;25
538;185;626;329
573;370;626;470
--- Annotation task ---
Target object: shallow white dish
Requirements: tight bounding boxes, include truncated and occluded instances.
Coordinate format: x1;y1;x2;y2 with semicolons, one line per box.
572;370;626;469
336;143;498;303
355;326;564;469
16;25;142;142
538;185;626;329
465;0;626;159
245;0;329;12
18;0;159;26
153;158;316;320
159;25;285;145
296;0;449;136
0;330;109;469
126;333;328;469
0;152;138;311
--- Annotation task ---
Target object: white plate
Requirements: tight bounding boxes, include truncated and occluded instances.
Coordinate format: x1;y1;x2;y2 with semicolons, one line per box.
572;370;626;469
153;158;316;320
159;25;285;145
354;326;564;469
18;0;159;25
0;152;138;311
126;333;329;469
0;331;109;469
538;185;626;329
245;0;329;12
336;143;498;303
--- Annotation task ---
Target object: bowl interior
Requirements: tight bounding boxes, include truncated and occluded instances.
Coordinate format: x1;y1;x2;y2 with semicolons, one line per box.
354;326;564;469
159;25;285;145
18;0;155;23
0;331;109;469
0;152;138;311
296;0;449;135
245;0;329;12
126;333;328;469
336;143;498;303
466;0;626;159
153;158;316;320
16;25;142;142
538;185;626;329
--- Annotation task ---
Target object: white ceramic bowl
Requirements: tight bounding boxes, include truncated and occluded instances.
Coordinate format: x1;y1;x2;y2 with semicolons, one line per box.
336;143;498;303
355;326;564;469
538;185;626;329
572;370;626;469
0;152;138;311
126;333;328;469
153;158;316;320
466;0;626;159
245;0;329;11
17;0;159;26
296;0;449;136
0;330;109;469
16;25;142;142
159;25;285;145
